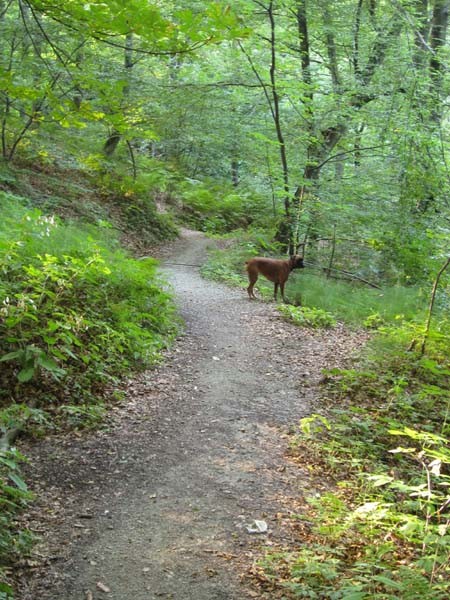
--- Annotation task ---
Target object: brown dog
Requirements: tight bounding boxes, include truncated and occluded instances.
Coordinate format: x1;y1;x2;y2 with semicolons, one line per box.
245;255;304;302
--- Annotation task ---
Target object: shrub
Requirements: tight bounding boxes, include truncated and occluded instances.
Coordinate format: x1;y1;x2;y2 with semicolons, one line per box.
177;180;274;233
0;193;178;412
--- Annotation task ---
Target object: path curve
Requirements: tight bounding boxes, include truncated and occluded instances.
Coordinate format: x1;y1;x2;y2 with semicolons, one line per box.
17;230;363;600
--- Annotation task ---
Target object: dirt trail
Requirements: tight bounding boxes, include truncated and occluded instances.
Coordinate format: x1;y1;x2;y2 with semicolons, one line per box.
17;231;364;600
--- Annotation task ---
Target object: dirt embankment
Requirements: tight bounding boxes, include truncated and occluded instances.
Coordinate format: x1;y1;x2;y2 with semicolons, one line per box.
16;230;366;600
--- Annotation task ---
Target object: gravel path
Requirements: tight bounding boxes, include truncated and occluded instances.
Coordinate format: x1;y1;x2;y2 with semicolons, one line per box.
16;230;365;600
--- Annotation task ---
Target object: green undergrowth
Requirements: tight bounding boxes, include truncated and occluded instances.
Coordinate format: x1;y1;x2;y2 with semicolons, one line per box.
175;180;275;234
1;155;179;247
0;449;33;597
0;192;178;415
256;318;450;599
278;304;337;328
202;238;425;325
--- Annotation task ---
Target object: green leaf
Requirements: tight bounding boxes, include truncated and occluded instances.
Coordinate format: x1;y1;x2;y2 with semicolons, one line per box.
36;354;59;372
17;366;35;383
371;574;404;590
0;457;17;470
367;474;394;487
338;591;367;600
0;351;21;362
8;471;28;491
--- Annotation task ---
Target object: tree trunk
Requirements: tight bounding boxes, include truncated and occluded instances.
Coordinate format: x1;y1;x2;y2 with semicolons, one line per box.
103;32;133;156
429;0;449;122
267;1;291;224
296;0;400;195
413;0;430;68
231;158;240;187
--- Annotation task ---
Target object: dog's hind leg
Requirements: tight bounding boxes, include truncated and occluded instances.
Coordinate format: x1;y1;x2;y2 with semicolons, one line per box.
247;269;258;299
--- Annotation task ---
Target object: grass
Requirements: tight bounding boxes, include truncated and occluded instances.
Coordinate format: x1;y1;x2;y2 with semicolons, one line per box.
288;273;425;325
202;242;426;326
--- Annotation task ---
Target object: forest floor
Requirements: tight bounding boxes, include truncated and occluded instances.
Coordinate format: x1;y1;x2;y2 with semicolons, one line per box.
14;230;367;600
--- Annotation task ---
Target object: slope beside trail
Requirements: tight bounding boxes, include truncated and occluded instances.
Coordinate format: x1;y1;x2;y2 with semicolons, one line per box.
17;230;365;600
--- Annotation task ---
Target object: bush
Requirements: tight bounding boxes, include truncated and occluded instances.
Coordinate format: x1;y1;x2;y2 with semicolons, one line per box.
177;179;274;233
0;192;178;411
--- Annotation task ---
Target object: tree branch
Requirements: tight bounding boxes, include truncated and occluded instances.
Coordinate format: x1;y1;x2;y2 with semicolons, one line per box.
309;144;389;171
24;3;215;57
237;40;276;121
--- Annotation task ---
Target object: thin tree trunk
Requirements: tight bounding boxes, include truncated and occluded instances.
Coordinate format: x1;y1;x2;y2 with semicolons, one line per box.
326;224;337;278
352;0;364;77
73;47;85;109
295;0;400;197
429;0;449;122
420;256;450;355
295;0;344;198
103;32;133;156
231;158;239;187
413;0;430;68
267;1;291;225
240;2;293;251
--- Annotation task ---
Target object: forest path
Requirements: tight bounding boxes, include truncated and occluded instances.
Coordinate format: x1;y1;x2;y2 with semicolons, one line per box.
18;230;363;600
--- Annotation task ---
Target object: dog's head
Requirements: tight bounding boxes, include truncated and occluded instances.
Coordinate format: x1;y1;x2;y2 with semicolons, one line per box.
290;255;305;270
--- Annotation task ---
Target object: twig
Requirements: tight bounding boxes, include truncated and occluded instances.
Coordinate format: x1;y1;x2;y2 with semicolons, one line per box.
326;224;337;278
163;262;201;268
309;144;389;172
126;140;137;181
304;260;382;289
419;256;450;356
